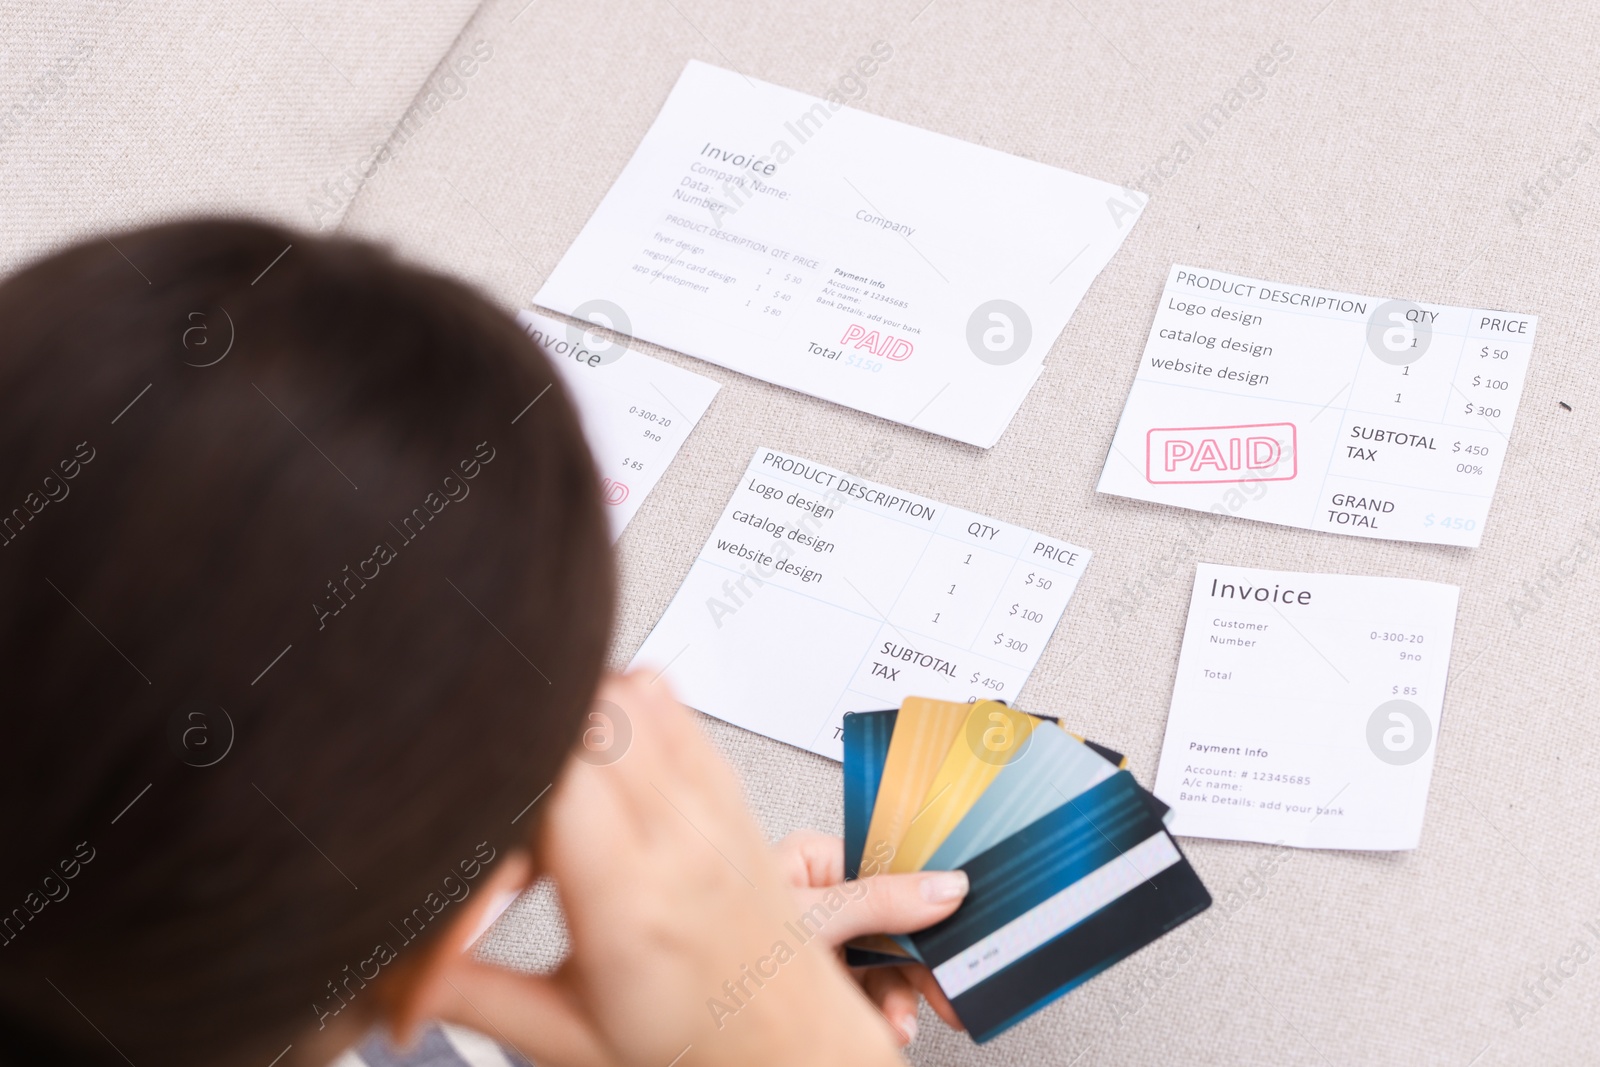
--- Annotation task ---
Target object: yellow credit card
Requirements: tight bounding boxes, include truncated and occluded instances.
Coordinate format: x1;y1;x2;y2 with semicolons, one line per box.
861;696;970;871
890;701;1037;873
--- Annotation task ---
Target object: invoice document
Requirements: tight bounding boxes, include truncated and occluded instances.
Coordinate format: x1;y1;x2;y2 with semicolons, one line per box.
1097;265;1536;547
1152;563;1459;850
630;447;1091;759
518;309;718;540
536;60;1143;448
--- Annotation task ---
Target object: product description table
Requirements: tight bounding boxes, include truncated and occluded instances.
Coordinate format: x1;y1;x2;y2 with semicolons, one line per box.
631;447;1090;758
1097;265;1537;547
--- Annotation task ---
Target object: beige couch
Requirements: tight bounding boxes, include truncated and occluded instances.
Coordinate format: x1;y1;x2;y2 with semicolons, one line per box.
10;1;1598;1063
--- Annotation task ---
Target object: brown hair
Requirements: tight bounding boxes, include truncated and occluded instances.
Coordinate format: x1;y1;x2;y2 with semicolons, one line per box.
0;220;614;1064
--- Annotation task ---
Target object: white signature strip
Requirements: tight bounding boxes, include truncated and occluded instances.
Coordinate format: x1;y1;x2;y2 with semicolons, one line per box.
932;831;1181;999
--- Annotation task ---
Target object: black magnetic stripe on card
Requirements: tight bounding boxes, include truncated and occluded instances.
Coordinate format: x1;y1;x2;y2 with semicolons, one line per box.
952;860;1212;1044
913;772;1157;967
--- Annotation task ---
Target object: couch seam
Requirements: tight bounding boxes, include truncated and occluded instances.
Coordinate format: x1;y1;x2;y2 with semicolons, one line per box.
327;0;495;233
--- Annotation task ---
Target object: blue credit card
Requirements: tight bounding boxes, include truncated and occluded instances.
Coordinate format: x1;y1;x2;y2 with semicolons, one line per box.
910;771;1211;1043
842;710;910;969
925;721;1116;871
843;709;896;879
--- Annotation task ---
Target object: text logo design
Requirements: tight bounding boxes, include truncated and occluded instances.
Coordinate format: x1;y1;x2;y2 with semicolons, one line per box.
166;701;236;767
1145;422;1298;484
574;699;632;765
840;323;913;361
599;478;630;506
1366;299;1431;366
1365;699;1432;766
566;298;632;367
965;299;1032;366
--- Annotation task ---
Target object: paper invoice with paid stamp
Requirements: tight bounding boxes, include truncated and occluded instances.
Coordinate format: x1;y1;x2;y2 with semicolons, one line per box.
1097;265;1537;547
535;60;1143;449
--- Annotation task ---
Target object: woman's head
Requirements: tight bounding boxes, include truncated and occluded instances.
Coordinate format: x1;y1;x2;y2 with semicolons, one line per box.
0;220;614;1064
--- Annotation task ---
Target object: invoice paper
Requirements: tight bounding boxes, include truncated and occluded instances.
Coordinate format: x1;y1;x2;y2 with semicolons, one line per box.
629;447;1091;759
1096;265;1537;547
1152;564;1460;850
518;309;718;541
534;60;1143;449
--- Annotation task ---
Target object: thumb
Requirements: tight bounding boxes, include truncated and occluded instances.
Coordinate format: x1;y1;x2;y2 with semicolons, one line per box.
796;869;969;947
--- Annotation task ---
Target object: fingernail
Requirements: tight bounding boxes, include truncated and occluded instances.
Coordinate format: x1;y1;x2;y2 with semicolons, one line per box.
899;1014;918;1044
920;870;969;903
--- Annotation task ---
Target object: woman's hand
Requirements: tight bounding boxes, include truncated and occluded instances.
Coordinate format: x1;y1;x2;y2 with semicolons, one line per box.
771;831;967;1046
416;673;917;1067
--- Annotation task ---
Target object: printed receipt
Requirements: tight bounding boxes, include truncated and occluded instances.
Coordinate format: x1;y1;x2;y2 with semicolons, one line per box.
630;447;1090;759
518;310;718;541
1153;564;1460;850
1097;265;1537;547
535;60;1143;449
